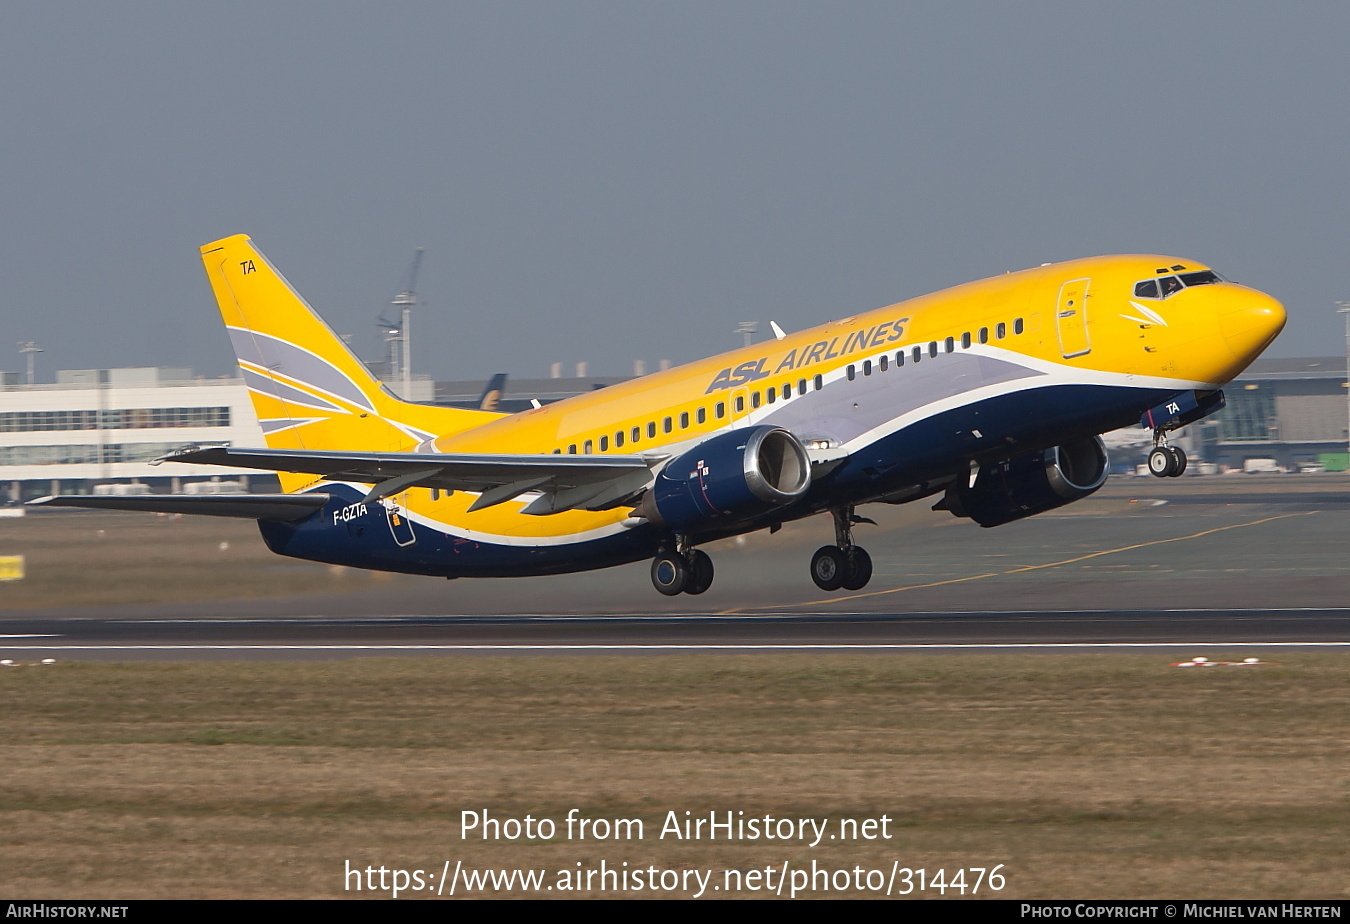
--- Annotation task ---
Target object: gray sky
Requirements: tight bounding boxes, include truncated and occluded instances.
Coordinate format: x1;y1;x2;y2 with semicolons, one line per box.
3;2;1347;384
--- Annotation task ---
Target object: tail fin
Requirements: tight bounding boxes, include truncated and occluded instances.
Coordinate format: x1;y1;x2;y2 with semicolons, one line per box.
477;373;508;411
201;235;498;489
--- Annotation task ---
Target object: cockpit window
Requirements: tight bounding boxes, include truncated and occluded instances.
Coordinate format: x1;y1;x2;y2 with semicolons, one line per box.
1178;270;1221;287
1133;279;1160;299
1134;269;1222;300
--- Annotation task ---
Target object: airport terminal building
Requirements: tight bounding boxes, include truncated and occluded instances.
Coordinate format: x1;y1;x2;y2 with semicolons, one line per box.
3;356;1349;502
0;367;268;502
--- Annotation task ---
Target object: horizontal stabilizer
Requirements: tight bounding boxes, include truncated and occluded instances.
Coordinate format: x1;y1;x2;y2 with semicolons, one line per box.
27;493;331;521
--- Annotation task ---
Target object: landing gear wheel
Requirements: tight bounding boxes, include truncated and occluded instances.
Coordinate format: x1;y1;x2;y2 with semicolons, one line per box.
842;546;873;591
684;549;714;595
1168;446;1187;477
810;546;847;591
651;552;689;596
1148;447;1175;478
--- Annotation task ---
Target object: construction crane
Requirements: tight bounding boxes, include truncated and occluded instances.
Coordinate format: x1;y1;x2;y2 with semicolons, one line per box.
384;247;424;398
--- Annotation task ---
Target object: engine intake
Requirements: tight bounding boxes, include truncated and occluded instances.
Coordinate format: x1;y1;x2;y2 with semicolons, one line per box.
943;436;1109;528
638;426;811;531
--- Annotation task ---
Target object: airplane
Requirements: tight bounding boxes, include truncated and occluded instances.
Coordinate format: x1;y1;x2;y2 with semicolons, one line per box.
33;236;1286;596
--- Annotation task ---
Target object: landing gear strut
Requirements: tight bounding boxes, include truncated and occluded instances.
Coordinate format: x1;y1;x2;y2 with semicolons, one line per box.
1147;432;1187;478
811;506;874;591
650;537;715;596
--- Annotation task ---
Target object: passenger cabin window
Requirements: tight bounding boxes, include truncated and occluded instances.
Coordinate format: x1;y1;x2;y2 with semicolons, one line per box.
680;411;689;428
767;388;777;404
599;436;608;451
647;421;656;439
797;378;807;394
863;360;872;376
813;374;823;390
978;327;989;344
912;346;922;363
567;444;577;454
615;431;624;448
751;392;761;408
663;417;673;433
945;337;955;353
847;364;856;381
896;351;904;366
632;426;641;443
715;402;726;418
928;342;938;358
879;355;888;372
996;322;1007;339
735;396;745;413
1014;318;1025;335
583;439;593;454
697;407;706;424
961;332;971;349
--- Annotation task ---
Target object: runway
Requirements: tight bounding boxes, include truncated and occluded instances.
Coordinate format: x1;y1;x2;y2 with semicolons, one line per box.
5;476;1350;658
4;606;1350;659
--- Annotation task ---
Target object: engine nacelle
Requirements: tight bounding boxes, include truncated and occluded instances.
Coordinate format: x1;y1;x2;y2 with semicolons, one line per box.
637;426;812;531
942;436;1109;528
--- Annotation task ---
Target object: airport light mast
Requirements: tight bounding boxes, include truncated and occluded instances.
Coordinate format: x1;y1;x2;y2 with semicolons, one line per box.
390;247;424;399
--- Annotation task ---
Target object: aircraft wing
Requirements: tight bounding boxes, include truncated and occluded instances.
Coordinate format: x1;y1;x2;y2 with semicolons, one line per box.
158;446;664;516
27;493;331;521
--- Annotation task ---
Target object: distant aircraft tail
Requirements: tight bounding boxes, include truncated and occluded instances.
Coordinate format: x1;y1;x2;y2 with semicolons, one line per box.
200;234;499;491
477;373;508;411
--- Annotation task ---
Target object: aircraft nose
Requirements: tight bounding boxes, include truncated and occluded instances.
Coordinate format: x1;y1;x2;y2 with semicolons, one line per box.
1220;288;1286;364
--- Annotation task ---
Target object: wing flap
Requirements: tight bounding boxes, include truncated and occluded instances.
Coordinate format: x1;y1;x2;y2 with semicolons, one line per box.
160;446;663;515
27;493;331;521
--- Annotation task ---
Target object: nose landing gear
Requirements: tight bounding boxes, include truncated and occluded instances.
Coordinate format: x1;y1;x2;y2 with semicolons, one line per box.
811;506;874;591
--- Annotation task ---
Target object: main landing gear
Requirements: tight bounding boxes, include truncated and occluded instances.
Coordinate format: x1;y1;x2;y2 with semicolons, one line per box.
650;538;714;596
810;506;874;592
1147;432;1187;479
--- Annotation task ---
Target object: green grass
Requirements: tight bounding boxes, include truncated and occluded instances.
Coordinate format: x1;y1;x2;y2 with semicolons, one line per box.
0;654;1346;898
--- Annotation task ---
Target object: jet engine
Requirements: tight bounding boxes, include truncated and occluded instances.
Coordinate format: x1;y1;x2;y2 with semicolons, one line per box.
941;436;1109;528
637;426;812;531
